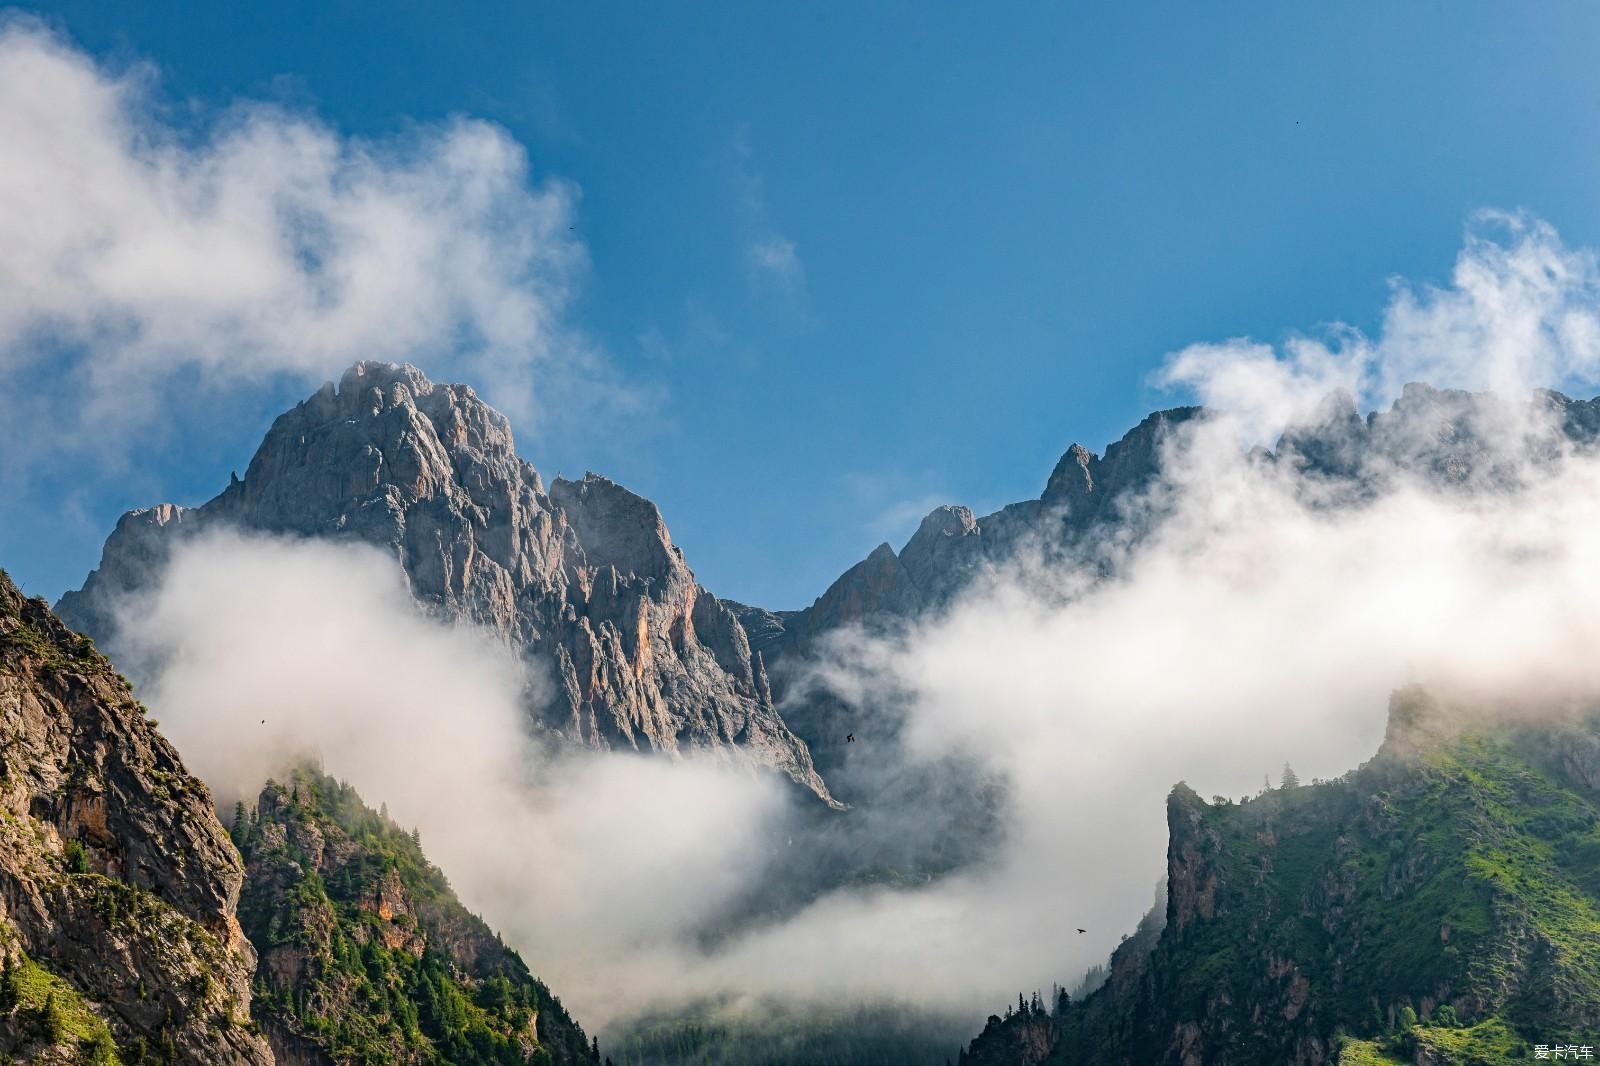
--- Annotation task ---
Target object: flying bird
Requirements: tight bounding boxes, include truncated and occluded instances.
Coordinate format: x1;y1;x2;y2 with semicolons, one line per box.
846;733;855;743
1077;928;1086;934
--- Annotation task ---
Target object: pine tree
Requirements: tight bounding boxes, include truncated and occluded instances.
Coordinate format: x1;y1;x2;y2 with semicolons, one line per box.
43;991;67;1042
0;954;17;1010
87;1030;117;1065
1280;762;1299;789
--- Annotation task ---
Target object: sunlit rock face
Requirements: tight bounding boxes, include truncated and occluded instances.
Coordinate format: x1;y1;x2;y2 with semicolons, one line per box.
0;570;273;1065
58;361;835;806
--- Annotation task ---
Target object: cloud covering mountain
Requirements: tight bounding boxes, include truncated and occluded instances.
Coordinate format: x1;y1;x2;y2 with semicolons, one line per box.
53;213;1600;1038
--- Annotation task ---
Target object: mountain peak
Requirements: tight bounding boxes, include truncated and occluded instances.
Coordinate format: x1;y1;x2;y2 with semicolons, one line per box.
1042;443;1095;503
59;366;837;806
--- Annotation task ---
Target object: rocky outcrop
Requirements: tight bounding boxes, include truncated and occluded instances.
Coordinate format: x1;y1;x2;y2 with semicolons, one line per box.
58;362;835;807
0;569;272;1064
957;1006;1057;1066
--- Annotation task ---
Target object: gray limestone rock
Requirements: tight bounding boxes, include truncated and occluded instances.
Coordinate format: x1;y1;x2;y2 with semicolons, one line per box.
59;362;835;808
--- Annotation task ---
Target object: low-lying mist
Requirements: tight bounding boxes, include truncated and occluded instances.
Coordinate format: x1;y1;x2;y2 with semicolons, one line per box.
118;533;787;1025
117;214;1600;1034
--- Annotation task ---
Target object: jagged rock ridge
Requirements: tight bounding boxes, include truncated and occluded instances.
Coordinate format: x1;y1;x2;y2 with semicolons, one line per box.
0;569;272;1064
726;404;1203;668
57;362;834;807
741;385;1600;676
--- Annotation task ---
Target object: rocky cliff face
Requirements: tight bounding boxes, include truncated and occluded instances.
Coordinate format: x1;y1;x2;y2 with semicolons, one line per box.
57;362;833;807
0;569;272;1065
959;690;1600;1066
236;767;598;1066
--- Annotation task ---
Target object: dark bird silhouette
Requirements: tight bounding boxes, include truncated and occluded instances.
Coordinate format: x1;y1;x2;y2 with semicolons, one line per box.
846;733;855;743
1076;928;1086;934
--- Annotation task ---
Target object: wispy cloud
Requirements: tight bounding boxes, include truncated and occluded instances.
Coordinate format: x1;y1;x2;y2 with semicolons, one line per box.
838;470;962;548
746;234;805;288
732;125;807;300
634;301;734;367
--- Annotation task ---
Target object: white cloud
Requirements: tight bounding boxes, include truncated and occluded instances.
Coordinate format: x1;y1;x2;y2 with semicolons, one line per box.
0;19;606;438
732;126;806;299
1160;212;1600;446
120;530;785;1029
747;234;805;288
129;415;1600;1031
751;407;1600;1016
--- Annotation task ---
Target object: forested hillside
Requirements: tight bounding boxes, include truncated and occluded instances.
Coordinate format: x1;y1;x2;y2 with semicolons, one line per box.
235;768;600;1066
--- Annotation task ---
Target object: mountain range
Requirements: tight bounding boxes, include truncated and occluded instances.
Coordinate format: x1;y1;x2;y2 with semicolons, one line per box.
10;362;1600;1062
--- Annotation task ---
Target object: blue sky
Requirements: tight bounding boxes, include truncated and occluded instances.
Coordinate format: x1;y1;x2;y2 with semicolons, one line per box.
5;1;1600;608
